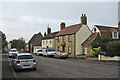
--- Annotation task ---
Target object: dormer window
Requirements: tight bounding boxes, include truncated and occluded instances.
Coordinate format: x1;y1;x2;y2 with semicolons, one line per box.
112;32;118;39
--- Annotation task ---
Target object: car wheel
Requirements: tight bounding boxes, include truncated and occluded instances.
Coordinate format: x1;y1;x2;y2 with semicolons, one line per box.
33;68;36;71
14;68;19;72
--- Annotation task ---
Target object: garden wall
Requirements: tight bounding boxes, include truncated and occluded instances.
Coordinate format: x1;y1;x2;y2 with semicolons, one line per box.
98;55;120;61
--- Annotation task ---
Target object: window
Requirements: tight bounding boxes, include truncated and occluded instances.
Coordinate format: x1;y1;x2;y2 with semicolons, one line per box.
50;40;52;43
68;35;71;41
68;46;71;53
63;36;65;42
58;46;60;51
94;28;96;33
46;40;47;43
112;32;118;39
57;37;60;42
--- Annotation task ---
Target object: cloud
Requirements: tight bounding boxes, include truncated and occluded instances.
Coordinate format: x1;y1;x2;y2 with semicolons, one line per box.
0;15;77;42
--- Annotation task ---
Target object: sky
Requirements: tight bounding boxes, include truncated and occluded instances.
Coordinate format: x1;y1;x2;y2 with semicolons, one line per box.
0;0;119;43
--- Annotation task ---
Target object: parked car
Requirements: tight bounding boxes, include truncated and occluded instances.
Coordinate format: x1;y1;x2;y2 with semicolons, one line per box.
10;53;37;72
46;48;56;57
54;51;68;59
9;48;18;58
36;49;43;56
42;48;47;57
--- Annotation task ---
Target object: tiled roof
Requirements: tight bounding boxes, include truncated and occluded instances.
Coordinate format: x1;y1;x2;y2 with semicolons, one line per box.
95;25;118;38
42;31;59;40
56;24;82;36
28;32;43;46
82;33;98;45
95;25;118;32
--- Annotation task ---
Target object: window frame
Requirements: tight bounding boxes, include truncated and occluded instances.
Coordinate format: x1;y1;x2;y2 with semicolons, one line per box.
68;35;72;42
68;46;71;54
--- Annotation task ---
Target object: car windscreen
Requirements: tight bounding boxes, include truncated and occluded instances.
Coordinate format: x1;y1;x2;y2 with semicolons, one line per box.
38;50;42;52
18;55;33;59
47;49;54;52
60;51;65;53
10;50;17;52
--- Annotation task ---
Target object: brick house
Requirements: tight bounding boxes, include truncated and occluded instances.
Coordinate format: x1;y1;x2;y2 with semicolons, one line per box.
82;22;120;56
28;32;43;53
55;14;92;57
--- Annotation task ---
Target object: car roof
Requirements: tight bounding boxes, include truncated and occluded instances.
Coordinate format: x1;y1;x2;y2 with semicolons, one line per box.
10;48;17;50
16;53;32;56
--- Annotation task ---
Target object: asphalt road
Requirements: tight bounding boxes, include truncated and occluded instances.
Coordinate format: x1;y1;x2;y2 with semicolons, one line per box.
1;53;119;80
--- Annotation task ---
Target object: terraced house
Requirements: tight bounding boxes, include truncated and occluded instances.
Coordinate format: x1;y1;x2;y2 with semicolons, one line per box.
55;14;92;57
42;27;58;50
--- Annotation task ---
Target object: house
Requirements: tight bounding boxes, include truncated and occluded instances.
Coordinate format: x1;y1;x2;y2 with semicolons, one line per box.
82;22;120;56
42;27;58;50
55;14;92;57
28;32;43;53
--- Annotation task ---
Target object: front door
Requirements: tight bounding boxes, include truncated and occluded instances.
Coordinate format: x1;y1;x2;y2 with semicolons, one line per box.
84;46;87;54
63;46;65;51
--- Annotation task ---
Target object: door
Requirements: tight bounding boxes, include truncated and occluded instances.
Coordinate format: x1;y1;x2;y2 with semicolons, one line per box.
63;46;65;51
84;46;87;54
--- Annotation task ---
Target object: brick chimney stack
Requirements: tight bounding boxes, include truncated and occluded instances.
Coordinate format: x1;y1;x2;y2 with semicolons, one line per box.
81;14;87;25
60;22;65;30
47;26;51;34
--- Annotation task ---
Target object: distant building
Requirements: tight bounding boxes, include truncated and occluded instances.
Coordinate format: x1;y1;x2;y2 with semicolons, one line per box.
82;22;120;56
42;27;58;50
28;32;43;53
55;14;92;57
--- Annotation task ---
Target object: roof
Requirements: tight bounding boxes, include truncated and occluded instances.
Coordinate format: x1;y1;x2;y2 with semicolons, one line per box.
17;53;32;56
28;32;43;46
95;25;118;38
42;31;59;40
82;33;98;45
56;24;82;36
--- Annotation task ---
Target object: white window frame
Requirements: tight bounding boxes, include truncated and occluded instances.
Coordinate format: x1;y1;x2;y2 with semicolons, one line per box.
84;45;87;54
63;36;65;42
112;32;118;39
68;46;71;53
68;35;71;42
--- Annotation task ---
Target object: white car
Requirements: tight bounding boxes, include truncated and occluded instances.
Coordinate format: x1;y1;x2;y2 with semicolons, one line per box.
46;48;56;57
36;49;43;56
9;48;18;58
10;53;37;72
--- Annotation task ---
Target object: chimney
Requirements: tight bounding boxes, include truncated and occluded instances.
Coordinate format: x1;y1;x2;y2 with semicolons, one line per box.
81;14;87;25
47;27;51;34
44;32;46;37
118;21;120;32
60;22;65;30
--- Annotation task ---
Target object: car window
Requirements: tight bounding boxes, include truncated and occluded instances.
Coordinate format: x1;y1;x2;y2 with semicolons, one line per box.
18;55;33;59
38;50;42;52
10;50;17;52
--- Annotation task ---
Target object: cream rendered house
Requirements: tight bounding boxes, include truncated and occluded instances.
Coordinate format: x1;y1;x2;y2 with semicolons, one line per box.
42;27;58;50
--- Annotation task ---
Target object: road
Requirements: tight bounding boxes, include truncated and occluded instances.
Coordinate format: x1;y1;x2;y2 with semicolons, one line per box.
1;53;119;80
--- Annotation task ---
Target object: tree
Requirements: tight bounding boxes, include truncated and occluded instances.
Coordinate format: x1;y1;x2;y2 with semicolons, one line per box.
2;33;8;53
106;42;120;57
10;38;25;51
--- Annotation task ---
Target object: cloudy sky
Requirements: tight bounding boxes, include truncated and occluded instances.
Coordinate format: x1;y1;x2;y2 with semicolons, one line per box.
0;0;119;43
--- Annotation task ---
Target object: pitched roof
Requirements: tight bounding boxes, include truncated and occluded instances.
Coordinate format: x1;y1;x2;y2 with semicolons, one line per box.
82;33;98;45
95;25;118;38
56;24;82;36
28;32;43;46
42;31;59;40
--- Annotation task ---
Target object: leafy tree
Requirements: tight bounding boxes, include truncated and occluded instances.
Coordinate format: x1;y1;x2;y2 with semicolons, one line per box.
90;34;102;48
10;38;25;51
2;33;8;53
106;42;120;57
90;47;101;57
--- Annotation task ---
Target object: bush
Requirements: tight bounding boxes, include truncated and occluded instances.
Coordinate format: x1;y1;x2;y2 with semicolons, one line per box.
90;47;101;57
107;42;120;57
